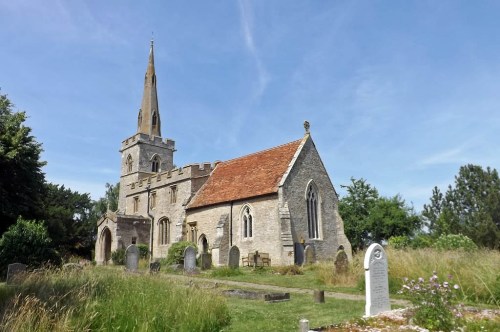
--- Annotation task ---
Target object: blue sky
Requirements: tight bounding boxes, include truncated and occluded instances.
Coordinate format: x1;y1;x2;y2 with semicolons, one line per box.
1;1;499;211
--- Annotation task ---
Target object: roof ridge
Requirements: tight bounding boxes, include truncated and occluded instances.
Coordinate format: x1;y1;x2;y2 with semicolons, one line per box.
222;138;303;164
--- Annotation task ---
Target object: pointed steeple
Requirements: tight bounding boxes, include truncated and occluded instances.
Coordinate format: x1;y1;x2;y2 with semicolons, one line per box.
137;39;161;137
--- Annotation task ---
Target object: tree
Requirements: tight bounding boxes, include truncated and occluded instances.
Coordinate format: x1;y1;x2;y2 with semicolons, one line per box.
0;217;61;277
424;164;500;249
40;183;93;257
0;93;46;233
339;178;379;251
90;182;120;220
339;178;422;251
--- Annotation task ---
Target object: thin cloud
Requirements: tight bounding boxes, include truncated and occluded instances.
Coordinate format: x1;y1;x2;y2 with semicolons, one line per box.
419;147;466;166
238;0;270;99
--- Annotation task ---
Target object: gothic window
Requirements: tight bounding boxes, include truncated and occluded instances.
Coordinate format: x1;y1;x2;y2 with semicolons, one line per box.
170;186;177;204
137;110;142;129
242;206;253;238
152;111;157;126
133;196;139;213
126;155;133;173
151;155;160;172
306;182;320;239
150;192;157;209
158;218;170;245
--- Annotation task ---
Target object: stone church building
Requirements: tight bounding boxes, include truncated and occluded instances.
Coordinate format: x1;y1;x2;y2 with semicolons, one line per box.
95;42;352;266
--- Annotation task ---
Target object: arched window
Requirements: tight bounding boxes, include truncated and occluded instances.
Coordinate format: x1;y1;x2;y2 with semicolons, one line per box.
151;155;160;173
126;154;133;173
242;206;253;238
152;111;157;126
137;110;142;129
158;218;170;245
306;182;320;239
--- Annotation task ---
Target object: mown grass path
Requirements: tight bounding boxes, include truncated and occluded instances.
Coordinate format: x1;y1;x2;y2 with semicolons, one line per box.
159;273;410;306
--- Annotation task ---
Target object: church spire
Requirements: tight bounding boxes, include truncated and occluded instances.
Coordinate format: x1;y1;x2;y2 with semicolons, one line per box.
137;39;161;137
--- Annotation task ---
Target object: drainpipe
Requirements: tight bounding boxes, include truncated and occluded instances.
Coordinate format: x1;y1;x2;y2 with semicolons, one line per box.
146;184;154;264
230;201;233;246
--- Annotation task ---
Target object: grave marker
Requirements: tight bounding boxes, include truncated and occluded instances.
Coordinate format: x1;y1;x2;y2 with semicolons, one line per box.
304;245;315;265
183;246;197;273
6;263;27;284
364;243;390;316
294;242;304;265
228;245;240;268
334;249;349;274
200;253;212;270
125;244;139;272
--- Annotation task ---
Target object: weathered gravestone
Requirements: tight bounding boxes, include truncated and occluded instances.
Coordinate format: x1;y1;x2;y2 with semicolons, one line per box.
200;253;212;270
364;243;390;316
183;246;197;273
334;249;349;274
125;244;139;272
6;263;27;284
294;243;304;266
304;245;315;265
228;245;240;268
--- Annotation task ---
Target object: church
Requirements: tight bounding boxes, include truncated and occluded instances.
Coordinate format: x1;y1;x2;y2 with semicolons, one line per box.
95;42;352;266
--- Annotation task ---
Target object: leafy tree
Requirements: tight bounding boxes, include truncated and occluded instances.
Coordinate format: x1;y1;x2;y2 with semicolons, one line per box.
90;182;120;220
40;183;93;257
339;178;421;251
422;186;443;233
0;93;46;233
423;164;500;249
0;217;61;277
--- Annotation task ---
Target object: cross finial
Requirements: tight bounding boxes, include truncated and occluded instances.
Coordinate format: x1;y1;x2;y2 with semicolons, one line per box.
304;120;310;134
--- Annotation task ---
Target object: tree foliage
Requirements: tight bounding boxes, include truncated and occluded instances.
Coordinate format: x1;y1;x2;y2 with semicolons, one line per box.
0;93;46;233
423;164;500;249
339;178;421;251
0;217;61;277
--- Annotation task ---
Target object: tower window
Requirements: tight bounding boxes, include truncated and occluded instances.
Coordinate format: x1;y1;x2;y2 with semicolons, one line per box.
137;110;142;129
126;155;133;173
306;182;320;239
170;186;177;204
152;111;157;126
242;206;253;238
133;196;139;213
151;155;160;173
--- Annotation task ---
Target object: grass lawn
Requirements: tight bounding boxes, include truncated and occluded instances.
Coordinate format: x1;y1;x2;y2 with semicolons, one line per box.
223;292;364;331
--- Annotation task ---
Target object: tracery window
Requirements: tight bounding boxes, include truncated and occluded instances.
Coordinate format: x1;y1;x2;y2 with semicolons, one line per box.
242;206;253;238
306;182;320;239
126;154;133;173
158;218;170;245
151;155;160;173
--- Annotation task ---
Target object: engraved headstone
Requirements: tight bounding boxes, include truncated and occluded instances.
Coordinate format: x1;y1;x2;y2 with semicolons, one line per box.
334;249;349;274
6;263;27;284
125;244;139;272
294;243;304;265
183;246;197;273
228;245;240;268
304;245;315;265
200;253;212;270
364;243;390;316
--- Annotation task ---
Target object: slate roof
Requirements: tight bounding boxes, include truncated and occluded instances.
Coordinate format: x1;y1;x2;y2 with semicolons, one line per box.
187;138;304;209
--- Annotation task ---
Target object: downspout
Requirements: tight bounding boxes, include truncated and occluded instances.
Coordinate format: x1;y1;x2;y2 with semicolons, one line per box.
230;201;233;246
146;185;154;264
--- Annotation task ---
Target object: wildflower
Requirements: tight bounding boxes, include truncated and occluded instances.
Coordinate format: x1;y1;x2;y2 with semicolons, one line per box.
418;277;424;283
454;284;460;290
443;282;449;288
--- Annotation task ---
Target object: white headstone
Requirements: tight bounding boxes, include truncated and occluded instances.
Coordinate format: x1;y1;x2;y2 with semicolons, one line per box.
183;246;197;273
125;244;139;272
364;243;390;316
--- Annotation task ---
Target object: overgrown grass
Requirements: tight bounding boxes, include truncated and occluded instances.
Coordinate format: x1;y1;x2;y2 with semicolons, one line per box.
0;268;230;331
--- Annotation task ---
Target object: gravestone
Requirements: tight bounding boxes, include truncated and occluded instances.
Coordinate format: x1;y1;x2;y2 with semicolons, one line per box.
149;261;161;273
304;245;315;265
125;244;139;272
264;292;290;303
228;245;240;268
200;253;212;270
6;263;27;284
334;249;349;274
364;243;390;316
294;243;304;265
313;290;325;303
183;246;197;273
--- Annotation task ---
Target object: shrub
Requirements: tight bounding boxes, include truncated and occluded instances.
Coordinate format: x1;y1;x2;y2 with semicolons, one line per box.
400;272;464;331
410;234;434;249
137;244;149;259
0;217;61;278
111;249;125;265
388;235;410;249
434;234;478;251
273;265;303;275
211;266;243;277
165;241;196;265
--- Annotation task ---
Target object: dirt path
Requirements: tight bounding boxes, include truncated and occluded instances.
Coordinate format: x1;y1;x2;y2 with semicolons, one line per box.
160;273;409;306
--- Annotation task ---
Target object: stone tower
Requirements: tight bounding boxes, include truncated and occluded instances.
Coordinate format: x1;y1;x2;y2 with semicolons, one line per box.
117;41;176;213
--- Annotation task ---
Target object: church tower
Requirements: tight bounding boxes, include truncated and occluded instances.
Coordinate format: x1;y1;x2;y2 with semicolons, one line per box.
117;40;176;213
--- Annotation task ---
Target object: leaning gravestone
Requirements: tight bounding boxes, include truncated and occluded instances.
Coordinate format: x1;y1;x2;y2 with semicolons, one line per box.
304;245;315;265
334;249;349;274
228;245;240;268
6;263;27;284
364;243;390;316
125;244;139;272
183;246;197;273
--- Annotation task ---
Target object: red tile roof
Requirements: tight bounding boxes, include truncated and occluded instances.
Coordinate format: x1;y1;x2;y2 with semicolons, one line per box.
187;138;304;209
